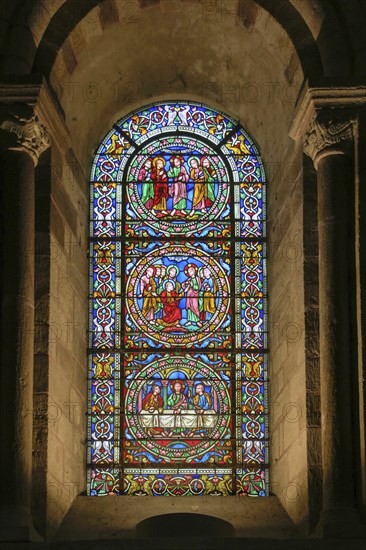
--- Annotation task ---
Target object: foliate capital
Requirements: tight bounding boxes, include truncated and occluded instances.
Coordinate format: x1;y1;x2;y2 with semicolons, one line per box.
0;104;50;165
303;110;354;166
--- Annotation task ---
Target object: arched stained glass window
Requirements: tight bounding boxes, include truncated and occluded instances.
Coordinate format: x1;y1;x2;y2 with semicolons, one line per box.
87;101;268;497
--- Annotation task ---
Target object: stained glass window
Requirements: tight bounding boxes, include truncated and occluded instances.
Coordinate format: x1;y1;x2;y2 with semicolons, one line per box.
87;101;268;497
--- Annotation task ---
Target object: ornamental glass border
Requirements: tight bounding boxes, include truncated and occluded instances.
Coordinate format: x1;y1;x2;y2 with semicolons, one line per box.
87;101;268;497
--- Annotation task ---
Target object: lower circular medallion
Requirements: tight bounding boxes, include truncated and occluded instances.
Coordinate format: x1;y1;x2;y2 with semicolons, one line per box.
125;356;231;463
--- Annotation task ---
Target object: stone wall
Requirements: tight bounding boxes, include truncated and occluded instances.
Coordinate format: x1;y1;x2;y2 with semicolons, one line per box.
33;140;88;539
41;0;312;535
268;138;308;532
35;2;318;540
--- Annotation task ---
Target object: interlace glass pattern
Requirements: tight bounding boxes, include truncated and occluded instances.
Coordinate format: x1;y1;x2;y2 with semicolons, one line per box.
88;101;268;496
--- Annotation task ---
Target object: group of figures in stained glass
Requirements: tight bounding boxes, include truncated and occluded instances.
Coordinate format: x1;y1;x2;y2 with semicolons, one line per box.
88;101;268;497
132;253;226;330
125;243;231;348
136;154;217;217
138;262;215;328
125;136;231;238
124;356;231;464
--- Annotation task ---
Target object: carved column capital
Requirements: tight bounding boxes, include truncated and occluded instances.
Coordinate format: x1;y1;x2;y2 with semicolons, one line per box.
0;104;50;165
303;110;355;167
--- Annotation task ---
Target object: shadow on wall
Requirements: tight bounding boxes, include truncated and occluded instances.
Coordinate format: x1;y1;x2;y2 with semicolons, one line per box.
135;513;235;538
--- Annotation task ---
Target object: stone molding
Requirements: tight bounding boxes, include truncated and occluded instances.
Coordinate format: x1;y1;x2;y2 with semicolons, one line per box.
289;85;366;166
303;110;354;165
0;104;50;165
0;79;84;174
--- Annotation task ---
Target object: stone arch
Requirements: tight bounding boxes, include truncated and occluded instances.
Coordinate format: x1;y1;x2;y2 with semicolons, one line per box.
0;0;357;79
30;0;317;536
135;513;235;537
32;0;323;79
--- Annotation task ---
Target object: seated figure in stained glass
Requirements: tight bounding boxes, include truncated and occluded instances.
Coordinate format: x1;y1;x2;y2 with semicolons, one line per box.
189;383;212;413
156;281;184;329
167;380;189;413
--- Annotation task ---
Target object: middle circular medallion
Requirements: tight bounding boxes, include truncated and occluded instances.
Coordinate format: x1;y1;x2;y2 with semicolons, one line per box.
126;243;231;347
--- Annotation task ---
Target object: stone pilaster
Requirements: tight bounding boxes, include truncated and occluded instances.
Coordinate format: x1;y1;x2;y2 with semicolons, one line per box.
291;87;366;538
0;103;50;542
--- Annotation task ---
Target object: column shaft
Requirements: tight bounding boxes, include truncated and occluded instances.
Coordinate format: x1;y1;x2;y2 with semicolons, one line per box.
317;153;356;510
0;150;38;540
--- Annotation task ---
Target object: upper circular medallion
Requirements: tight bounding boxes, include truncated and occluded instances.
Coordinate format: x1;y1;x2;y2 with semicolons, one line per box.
125;136;230;237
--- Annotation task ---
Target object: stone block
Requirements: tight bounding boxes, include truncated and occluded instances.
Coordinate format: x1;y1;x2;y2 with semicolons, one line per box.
79;6;103;45
305;331;321;357
287;436;307;482
69;26;86;58
51;178;78;237
99;0;119;29
48;410;74;458
305;358;320;391
304;305;320;332
271;422;285;464
306;427;322;466
51;201;65;249
67;261;88;303
65;148;86;188
282;408;303;452
306;393;321;427
69;386;85;431
33;393;49;430
34;353;50;393
48;431;65;479
61;41;77;74
35;254;51;301
34;322;50;355
32;427;48;472
49;363;70;404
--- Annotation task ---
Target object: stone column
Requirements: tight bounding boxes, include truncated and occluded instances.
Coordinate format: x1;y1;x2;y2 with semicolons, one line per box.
303;110;365;537
0;105;50;541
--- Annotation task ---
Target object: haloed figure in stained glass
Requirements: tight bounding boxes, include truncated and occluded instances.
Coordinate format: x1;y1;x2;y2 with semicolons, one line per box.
165;265;181;293
138;157;154;210
142;383;164;413
201;157;216;209
156;280;184;329
151;156;169;216
189;383;212;413
140;266;158;321
167;380;188;413
168;155;189;216
199;266;217;322
182;263;202;328
189;157;206;216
